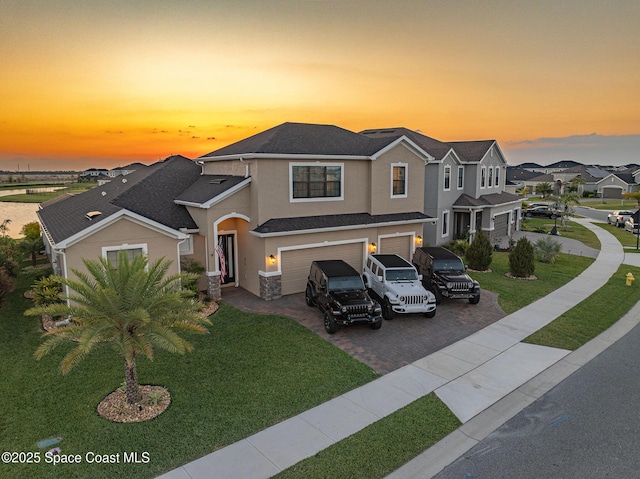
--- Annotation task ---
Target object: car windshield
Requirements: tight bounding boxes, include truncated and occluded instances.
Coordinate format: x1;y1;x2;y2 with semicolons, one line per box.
433;259;465;272
385;268;418;281
327;276;365;291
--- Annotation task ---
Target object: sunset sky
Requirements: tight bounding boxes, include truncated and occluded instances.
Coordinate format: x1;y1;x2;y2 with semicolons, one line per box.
1;0;639;171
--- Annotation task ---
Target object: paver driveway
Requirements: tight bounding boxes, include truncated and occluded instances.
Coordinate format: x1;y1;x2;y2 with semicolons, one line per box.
221;287;506;374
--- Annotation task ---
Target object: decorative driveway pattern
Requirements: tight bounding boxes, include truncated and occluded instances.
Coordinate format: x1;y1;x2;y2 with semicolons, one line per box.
221;287;506;374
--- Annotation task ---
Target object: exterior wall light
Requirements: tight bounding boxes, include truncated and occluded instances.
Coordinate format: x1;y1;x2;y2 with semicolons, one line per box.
370;242;377;253
269;254;276;265
416;235;423;245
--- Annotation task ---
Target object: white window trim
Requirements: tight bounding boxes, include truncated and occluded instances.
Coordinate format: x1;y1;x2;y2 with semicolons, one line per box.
444;165;451;191
289;162;344;203
102;243;148;265
390;162;408;198
457;166;464;190
441;210;450;238
481;166;487;189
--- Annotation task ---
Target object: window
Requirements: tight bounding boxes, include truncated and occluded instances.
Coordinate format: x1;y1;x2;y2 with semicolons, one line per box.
457;166;464;189
102;244;147;267
391;164;407;197
442;210;449;237
481;167;486;188
495;167;500;187
444;165;451;191
291;164;343;201
488;167;493;187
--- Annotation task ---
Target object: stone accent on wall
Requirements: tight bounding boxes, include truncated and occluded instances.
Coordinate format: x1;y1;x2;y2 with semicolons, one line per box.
207;274;222;300
260;274;282;301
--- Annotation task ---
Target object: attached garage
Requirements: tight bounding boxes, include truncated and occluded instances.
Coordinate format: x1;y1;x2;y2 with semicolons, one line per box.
379;235;412;261
280;241;365;295
601;186;623;199
493;212;509;237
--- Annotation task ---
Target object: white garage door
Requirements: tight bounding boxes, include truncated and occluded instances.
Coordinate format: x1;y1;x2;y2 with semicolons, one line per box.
379;235;412;262
280;242;365;296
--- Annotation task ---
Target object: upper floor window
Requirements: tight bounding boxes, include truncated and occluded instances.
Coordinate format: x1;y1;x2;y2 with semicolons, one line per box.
444;165;451;191
290;163;343;202
481;167;486;188
391;164;407;197
495;167;500;188
488;166;493;187
457;166;464;189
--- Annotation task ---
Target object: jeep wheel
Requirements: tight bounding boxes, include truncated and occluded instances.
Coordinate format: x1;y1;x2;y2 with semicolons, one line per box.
382;298;395;320
370;319;382;330
424;310;436;318
432;288;443;305
324;311;337;334
305;284;314;307
469;294;480;305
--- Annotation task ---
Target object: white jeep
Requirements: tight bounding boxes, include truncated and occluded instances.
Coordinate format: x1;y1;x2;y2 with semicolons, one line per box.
363;254;437;320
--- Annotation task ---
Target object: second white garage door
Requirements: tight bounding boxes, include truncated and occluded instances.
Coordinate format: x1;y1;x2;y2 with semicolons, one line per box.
280;242;365;296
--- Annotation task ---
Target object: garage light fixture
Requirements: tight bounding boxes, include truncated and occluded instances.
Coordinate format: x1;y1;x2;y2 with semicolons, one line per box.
269;254;276;265
370;242;377;253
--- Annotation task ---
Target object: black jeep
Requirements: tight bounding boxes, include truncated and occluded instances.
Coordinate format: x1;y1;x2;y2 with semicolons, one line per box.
305;260;382;334
412;247;480;305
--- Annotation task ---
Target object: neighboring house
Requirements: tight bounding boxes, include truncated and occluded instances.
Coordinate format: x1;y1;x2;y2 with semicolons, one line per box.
596;172;639;198
38;122;521;302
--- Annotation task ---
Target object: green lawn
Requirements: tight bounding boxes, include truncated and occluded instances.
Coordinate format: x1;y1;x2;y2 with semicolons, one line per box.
468;252;595;314
273;393;460;479
1;268;378;479
0;183;95;203
519;218;600;249
592;221;640;249
524;264;640;350
579;198;639;210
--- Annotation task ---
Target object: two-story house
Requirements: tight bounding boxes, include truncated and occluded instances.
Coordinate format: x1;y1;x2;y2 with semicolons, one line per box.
37;122;520;303
361;128;521;245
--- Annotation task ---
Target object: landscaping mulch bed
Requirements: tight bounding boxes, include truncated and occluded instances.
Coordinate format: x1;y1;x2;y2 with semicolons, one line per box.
96;385;171;423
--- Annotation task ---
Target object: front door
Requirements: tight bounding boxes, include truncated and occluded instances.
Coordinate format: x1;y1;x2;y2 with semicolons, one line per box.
217;233;236;285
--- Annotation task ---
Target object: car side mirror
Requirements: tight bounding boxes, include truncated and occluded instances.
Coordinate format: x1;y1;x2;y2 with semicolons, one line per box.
377;276;383;282
418;274;423;280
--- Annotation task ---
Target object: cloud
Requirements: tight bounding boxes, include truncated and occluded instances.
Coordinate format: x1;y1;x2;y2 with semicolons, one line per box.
504;133;640;166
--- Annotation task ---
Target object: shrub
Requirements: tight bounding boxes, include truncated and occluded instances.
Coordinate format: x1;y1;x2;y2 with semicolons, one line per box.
534;237;562;264
466;230;492;271
180;257;206;296
509;237;535;277
0;267;13;305
443;239;469;257
32;275;64;307
0;236;20;277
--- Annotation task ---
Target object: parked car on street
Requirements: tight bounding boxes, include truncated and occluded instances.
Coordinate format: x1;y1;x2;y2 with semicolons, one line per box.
305;260;382;334
625;217;640;234
362;254;436;320
524;205;560;218
608;210;635;228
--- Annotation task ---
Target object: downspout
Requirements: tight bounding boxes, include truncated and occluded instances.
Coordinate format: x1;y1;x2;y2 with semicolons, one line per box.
56;248;71;308
239;157;249;178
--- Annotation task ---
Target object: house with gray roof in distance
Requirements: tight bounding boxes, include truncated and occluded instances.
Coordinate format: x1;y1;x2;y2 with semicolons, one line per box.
38;122;521;302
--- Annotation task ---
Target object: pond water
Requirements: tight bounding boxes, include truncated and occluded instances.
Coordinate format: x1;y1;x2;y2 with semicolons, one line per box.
0;190;40;238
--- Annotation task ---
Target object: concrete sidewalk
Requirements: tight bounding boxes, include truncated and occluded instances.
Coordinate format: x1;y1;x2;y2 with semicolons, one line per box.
157;218;624;479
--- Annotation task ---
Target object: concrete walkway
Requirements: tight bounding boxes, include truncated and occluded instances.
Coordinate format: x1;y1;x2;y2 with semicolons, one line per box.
157;218;626;479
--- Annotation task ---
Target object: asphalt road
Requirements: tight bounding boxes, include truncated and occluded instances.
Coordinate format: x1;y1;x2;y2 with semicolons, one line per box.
574;205;609;222
433;319;640;478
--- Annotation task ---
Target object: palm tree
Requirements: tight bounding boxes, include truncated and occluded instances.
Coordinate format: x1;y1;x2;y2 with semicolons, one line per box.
555;191;581;227
25;252;210;404
20;236;44;267
534;182;553;198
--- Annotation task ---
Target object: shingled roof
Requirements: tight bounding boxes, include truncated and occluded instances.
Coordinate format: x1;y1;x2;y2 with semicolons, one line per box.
252;212;432;236
199;122;398;158
453;192;521;208
38;156;202;246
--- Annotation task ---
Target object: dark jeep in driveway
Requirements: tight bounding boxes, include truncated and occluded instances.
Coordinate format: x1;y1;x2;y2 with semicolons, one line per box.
412;247;480;305
305;260;382;334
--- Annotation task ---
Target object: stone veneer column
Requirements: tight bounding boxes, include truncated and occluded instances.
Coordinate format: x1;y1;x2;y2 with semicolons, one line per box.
259;274;282;301
207;273;222;301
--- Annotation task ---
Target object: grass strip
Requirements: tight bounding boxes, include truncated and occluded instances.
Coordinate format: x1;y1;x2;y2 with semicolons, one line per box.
468;252;594;314
519;218;600;249
524;264;640;350
273;393;460;479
